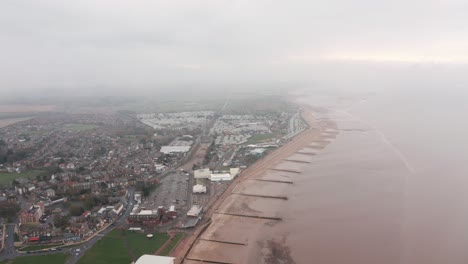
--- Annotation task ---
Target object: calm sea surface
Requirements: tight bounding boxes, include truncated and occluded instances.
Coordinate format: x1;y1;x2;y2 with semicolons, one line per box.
288;89;468;263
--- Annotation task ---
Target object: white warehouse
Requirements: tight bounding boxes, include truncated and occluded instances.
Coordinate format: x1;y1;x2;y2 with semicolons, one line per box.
194;168;240;182
193;184;207;194
210;173;232;182
160;146;191;154
194;168;211;179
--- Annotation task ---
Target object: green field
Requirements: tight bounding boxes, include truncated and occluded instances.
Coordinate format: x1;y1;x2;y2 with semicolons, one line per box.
77;230;170;264
0;253;70;264
160;233;185;256
63;124;102;131
246;133;277;144
125;231;169;257
0;170;45;185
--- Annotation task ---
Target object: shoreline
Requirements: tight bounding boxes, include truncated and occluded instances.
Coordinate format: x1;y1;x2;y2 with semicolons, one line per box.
172;104;337;263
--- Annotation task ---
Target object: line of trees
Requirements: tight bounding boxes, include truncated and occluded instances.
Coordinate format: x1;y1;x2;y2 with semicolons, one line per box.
0;202;20;222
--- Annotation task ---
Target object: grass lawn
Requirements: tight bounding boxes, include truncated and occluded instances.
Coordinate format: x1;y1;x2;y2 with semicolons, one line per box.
125;231;169;257
77;229;170;264
1;253;70;264
160;233;185;256
63;123;101;131
246;133;276;144
77;230;130;264
0;170;45;185
19;243;63;251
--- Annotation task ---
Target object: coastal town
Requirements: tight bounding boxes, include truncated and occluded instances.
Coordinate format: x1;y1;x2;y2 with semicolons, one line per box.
0;97;307;263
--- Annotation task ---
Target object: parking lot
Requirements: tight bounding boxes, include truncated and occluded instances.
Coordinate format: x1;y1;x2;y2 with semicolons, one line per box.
142;172;191;213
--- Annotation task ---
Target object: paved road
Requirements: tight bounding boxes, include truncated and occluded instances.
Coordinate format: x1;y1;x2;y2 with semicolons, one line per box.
0;189;135;263
1;224;16;258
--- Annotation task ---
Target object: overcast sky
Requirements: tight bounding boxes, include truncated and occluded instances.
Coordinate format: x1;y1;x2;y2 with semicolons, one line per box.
1;0;468;98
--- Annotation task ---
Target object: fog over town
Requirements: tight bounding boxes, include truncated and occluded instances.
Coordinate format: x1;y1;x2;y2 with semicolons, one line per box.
1;0;468;99
2;1;468;264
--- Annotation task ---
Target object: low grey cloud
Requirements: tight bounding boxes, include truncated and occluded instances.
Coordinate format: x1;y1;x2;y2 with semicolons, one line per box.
1;0;468;98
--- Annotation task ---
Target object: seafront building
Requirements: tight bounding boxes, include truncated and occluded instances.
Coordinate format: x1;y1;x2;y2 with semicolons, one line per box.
133;254;175;264
193;168;240;182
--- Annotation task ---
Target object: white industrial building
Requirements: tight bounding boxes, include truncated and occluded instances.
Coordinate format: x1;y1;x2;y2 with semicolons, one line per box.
134;192;142;204
230;167;240;177
187;205;203;217
133;254;175;264
210;168;240;182
154;164;166;172
194;168;211;179
194;168;240;182
193;184;207;194
210;173;232;182
160;146;191;154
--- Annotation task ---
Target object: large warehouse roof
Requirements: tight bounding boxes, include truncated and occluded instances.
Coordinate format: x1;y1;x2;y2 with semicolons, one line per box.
210;173;232;182
187;205;203;217
160;146;191;154
134;255;175;264
194;168;211;179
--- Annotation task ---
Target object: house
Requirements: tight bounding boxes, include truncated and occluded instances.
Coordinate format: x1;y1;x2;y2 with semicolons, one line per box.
166;205;177;219
26;184;36;192
46;189;55;197
19;204;44;224
154;164;166;172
